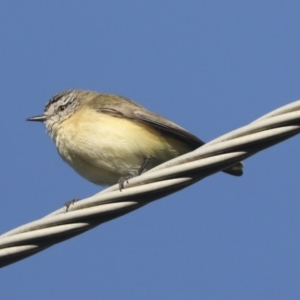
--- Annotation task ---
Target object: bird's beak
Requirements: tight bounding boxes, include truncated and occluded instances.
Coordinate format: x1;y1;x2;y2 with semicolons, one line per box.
26;115;47;122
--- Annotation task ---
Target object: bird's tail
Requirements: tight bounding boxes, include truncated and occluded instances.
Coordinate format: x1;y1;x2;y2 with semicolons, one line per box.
223;162;244;176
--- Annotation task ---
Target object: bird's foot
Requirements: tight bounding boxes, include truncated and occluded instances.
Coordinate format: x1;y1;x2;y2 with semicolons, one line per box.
118;157;152;191
65;198;80;212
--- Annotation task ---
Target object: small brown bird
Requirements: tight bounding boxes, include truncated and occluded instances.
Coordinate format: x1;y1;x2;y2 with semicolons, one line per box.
27;90;243;189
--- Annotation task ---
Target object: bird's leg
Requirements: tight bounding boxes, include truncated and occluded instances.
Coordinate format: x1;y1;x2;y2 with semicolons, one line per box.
137;156;152;175
65;198;80;212
118;156;152;191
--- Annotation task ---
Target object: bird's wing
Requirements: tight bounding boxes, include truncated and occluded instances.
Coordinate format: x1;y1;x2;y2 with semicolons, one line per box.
93;95;205;149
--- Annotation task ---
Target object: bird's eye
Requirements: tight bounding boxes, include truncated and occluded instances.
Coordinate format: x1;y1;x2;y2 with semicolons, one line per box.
58;105;67;112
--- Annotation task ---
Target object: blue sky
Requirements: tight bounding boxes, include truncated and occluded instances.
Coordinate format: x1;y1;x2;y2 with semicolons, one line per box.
1;1;300;299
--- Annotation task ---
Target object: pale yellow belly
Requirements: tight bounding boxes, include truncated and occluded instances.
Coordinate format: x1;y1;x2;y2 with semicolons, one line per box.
54;108;192;186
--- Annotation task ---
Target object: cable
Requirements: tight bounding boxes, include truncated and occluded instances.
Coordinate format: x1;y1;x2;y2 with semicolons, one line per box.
1;100;300;268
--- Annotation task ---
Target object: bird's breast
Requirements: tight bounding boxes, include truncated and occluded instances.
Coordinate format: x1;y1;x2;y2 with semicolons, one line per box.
54;107;190;185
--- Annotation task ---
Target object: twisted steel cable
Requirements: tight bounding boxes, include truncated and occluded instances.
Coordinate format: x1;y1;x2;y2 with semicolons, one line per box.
1;100;300;268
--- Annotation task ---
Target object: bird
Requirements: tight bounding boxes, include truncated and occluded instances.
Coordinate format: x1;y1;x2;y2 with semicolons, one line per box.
27;90;243;190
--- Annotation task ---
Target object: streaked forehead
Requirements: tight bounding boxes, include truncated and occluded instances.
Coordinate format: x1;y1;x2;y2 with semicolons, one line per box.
44;90;76;112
